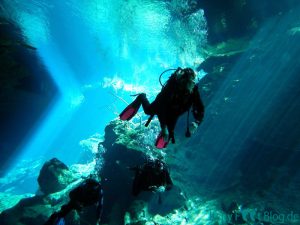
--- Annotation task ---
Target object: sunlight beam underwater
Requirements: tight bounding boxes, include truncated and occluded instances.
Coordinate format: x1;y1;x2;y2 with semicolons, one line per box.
193;7;300;191
9;43;84;171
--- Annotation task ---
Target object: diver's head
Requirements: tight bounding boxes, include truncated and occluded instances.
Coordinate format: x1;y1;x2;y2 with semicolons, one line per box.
179;68;196;93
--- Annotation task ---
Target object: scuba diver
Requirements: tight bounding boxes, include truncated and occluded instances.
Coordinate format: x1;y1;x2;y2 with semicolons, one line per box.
119;67;204;148
44;178;103;225
130;158;173;197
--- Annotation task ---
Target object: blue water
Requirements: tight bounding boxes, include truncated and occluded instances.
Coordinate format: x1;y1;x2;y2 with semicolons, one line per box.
0;0;207;190
1;1;300;222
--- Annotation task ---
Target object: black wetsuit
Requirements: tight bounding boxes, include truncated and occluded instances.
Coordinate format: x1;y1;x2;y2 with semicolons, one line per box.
45;178;103;225
131;160;173;196
136;71;204;143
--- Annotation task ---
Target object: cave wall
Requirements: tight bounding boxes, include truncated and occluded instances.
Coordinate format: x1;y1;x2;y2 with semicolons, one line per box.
0;18;58;175
196;0;299;44
174;0;300;205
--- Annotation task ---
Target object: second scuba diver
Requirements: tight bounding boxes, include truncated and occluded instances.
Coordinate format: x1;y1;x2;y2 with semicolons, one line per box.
130;158;173;197
44;178;103;225
120;67;205;148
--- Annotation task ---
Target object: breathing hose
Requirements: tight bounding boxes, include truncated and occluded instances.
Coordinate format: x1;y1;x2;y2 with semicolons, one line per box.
159;68;177;87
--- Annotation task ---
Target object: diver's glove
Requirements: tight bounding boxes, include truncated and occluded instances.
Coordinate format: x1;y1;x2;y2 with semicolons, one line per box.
190;122;199;134
186;122;199;137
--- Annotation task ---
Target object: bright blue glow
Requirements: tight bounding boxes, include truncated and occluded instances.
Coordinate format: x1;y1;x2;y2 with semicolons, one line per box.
3;0;207;177
11;43;85;166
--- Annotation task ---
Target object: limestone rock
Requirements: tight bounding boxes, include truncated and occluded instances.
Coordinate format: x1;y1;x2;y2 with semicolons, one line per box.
37;158;75;195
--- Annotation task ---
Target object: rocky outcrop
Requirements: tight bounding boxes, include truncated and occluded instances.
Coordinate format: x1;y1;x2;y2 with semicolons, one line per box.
1;118;299;225
195;0;300;44
37;158;75;195
0;158;92;225
100;119;185;224
0;120;186;225
1;1;300;224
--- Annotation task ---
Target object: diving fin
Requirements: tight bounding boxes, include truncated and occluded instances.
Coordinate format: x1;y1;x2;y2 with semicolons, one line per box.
155;132;169;149
145;115;154;127
119;96;141;121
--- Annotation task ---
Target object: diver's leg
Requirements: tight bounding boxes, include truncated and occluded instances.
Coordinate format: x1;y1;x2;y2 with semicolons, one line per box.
139;93;155;115
154;115;169;148
157;114;168;139
167;117;178;144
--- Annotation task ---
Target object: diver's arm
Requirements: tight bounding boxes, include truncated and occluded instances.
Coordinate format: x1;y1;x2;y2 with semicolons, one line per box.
192;85;204;124
44;202;73;225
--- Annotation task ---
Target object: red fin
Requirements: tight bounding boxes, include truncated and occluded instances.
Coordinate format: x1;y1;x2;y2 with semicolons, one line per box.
119;96;142;121
120;106;137;121
155;133;169;149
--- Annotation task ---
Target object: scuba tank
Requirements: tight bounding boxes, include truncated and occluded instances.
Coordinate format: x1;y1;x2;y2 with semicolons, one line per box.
158;67;195;138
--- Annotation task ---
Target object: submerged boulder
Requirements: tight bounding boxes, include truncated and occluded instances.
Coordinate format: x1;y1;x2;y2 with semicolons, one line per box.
37;158;75;195
100;119;186;224
0;195;50;225
0;158;96;225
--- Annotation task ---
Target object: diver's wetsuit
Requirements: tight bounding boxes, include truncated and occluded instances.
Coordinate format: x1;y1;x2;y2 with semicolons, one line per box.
131;160;173;196
134;72;204;143
45;178;103;225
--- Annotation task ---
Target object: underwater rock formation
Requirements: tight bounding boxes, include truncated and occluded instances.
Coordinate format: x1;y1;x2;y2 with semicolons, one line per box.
99;119;185;224
0;158;95;225
37;158;75;195
0;195;51;225
1;1;300;224
1;115;299;225
0;120;197;225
